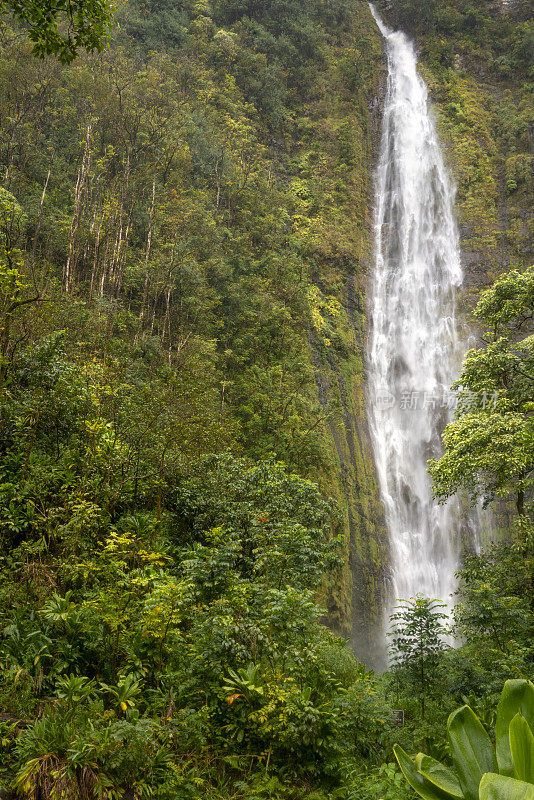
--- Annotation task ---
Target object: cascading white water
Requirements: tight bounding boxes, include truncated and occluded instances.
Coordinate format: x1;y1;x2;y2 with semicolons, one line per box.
367;7;465;627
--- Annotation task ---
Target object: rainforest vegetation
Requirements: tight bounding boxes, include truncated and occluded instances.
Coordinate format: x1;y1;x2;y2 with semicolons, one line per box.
0;0;532;796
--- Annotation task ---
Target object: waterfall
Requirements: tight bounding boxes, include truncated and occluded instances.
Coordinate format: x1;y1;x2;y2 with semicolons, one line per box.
367;7;465;631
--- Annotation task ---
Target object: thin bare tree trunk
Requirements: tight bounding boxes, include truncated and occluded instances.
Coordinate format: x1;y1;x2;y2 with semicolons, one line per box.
162;286;171;343
89;212;104;299
82;179;101;281
113;204;133;297
140;173;157;323
150;297;157;335
64;121;92;292
31;162;52;266
108;154;131;298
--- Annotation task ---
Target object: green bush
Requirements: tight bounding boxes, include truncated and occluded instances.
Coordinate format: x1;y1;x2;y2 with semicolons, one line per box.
394;680;534;800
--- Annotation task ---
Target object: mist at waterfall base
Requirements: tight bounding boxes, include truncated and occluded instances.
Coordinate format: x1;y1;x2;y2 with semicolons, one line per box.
367;6;476;661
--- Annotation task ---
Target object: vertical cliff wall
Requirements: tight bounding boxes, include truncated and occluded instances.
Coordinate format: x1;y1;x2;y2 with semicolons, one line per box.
321;0;532;664
296;2;390;666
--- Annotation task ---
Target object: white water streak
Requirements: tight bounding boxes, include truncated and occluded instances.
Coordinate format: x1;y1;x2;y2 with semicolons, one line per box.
368;7;464;625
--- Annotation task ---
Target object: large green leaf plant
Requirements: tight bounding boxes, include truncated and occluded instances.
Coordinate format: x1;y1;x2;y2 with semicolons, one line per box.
394;680;534;800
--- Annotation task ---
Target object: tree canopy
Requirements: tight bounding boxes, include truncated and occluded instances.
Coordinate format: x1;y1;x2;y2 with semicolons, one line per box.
2;0;112;62
429;265;534;519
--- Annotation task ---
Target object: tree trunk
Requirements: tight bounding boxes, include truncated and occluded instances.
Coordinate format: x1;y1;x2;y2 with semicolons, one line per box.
65;121;93;292
31;162;52;266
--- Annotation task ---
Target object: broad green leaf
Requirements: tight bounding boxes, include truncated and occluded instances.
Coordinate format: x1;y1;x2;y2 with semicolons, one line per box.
479;773;534;800
448;706;497;800
510;713;534;783
496;681;534;777
416;753;464;798
394;745;462;800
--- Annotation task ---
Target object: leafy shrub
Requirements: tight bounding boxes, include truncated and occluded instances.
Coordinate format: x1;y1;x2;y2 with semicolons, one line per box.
394;679;534;800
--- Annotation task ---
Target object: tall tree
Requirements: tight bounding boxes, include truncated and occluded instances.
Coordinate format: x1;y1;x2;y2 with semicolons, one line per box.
388;596;449;720
429;265;534;520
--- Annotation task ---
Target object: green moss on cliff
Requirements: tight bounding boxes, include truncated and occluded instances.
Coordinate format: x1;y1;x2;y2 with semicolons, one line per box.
282;3;388;662
403;0;534;293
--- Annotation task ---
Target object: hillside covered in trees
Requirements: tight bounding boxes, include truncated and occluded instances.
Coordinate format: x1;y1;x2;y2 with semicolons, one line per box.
0;0;532;797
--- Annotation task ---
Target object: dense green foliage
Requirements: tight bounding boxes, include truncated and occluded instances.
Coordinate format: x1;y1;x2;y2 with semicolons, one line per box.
0;0;388;651
0;0;532;796
0;444;393;795
0;0;111;62
453;526;534;695
0;0;380;476
429;265;534;519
